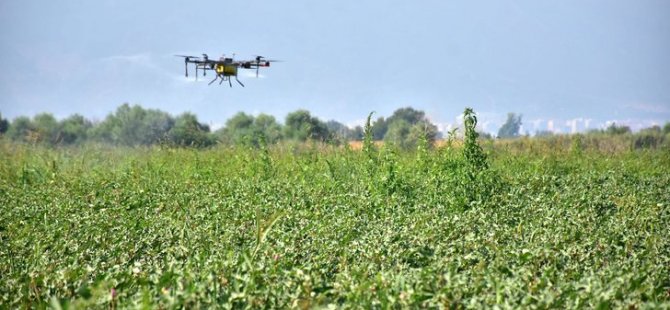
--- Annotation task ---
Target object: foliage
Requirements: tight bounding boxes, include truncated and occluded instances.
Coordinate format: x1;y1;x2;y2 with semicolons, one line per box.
0;112;10;135
497;113;523;139
605;122;632;135
383;119;412;148
408;122;436;150
387;107;429;126
254;114;283;144
384;120;438;150
59;114;92;145
326;120;361;142
570;134;584;155
351;126;364;141
0;130;669;308
217;112;283;147
2;104;668;152
371;116;388;140
283;110;329;142
362;112;376;159
90;104;175;146
633;127;664;149
6;116;36;143
375;107;439;148
168;112;214;147
32;113;60;144
217;112;255;145
463;107;488;170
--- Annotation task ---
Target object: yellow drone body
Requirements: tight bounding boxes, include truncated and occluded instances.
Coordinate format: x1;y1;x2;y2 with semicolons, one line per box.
215;64;238;76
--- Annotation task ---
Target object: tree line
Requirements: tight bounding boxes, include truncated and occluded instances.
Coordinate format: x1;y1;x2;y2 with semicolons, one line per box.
0;104;442;148
2;105;668;148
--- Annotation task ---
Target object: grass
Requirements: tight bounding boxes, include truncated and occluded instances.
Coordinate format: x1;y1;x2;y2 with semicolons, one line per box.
0;139;669;308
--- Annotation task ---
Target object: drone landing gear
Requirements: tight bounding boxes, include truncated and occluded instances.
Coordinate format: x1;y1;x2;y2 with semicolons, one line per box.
208;75;219;86
207;74;243;87
219;76;233;87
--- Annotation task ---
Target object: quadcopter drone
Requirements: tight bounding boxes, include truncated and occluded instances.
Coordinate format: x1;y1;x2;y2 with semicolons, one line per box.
175;54;279;87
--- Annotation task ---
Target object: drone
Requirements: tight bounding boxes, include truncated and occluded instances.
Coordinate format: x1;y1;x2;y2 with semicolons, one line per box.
175;54;278;87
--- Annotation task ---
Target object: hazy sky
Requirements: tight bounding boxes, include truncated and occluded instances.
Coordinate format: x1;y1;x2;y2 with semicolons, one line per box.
1;0;669;134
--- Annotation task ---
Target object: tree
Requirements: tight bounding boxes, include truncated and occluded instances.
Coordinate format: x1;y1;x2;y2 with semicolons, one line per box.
112;104;146;145
634;125;663;149
326;120;360;142
59;114;92;145
409;121;439;146
0;113;9;135
168;112;213;147
7;116;35;142
384;119;438;149
370;108;428;141
497;113;522;139
350;126;364;141
218;112;255;145
254;114;282;144
378;107;438;148
89;114;116;144
32;113;60;144
639;125;661;134
384;119;412;148
605;123;631;135
386;107;427;125
326;120;347;137
283;110;329;141
90;104;145;145
141;109;174;144
90;104;174;145
664;122;670;134
217;112;282;146
371;117;388;140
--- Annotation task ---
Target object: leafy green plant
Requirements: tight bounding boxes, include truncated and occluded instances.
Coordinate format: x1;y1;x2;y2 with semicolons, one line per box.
251;209;284;260
463;107;488;170
363;111;375;159
0;123;668;308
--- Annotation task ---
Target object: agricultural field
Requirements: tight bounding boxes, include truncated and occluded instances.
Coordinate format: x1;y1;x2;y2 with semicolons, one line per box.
1;135;669;308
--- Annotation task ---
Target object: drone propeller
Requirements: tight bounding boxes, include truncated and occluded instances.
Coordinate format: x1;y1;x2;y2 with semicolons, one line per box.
252;56;281;77
254;55;281;61
174;55;201;77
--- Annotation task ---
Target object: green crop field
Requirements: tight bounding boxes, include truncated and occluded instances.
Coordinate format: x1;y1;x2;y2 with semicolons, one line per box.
1;130;669;308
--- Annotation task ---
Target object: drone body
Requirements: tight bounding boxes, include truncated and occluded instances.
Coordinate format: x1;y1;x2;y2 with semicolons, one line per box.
175;54;277;87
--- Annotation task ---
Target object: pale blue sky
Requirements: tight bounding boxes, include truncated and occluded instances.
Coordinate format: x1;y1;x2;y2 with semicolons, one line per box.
1;0;668;134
